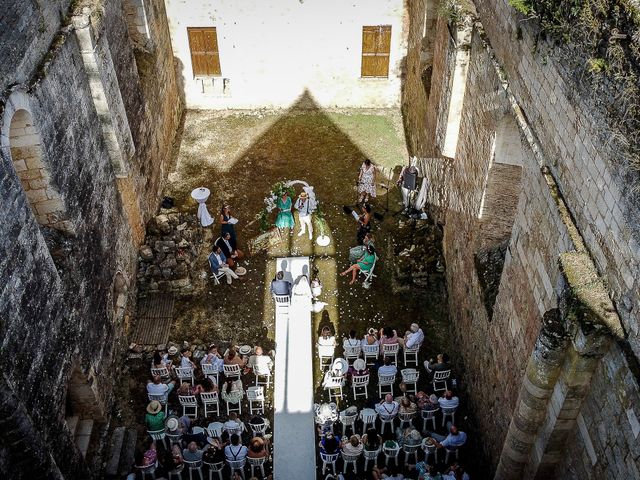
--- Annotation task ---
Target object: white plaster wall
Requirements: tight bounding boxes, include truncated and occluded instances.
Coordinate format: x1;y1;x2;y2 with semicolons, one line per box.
163;0;407;109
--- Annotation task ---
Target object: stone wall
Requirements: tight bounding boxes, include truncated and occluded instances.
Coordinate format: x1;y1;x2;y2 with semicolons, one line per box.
0;0;181;477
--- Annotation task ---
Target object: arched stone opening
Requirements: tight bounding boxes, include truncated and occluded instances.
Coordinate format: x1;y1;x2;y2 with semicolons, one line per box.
474;115;523;319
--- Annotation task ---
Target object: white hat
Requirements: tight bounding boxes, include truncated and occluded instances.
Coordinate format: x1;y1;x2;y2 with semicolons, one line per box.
166;417;179;432
239;345;252;355
353;359;366;371
168;346;178;355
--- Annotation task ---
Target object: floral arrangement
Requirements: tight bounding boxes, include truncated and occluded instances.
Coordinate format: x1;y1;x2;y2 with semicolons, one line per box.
257;180;297;232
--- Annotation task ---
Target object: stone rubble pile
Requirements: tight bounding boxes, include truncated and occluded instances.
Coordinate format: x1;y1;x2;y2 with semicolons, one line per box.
136;210;205;297
390;218;445;290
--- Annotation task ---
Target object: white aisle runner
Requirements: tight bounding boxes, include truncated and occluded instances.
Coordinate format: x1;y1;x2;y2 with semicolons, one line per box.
273;256;317;479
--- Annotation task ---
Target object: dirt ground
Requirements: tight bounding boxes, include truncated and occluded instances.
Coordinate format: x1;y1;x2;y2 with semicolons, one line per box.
117;103;488;478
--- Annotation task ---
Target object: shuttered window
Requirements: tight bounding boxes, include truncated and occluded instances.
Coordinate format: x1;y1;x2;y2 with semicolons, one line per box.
187;27;221;76
361;26;392;78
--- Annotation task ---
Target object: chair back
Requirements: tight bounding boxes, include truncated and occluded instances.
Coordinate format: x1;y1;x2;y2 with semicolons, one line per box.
227;458;246;471
148;392;169;405
183;459;203;469
223;422;242;436
174;366;193;380
166;431;181;445
401;368;419;383
343;345;361;358
422;439;437;455
200;392;219;405
192;426;206;436
362;344;379;362
398;411;416;423
202;363;219;378
147;429;166;441
421;407;439;419
379;412;397;422
341;412;358;426
151;366;170;378
247;386;265;401
383;442;400;457
442;405;458;415
324;375;344;388
178;394;197;406
403;443;420;454
136;463;157;473
352;373;370;387
203;460;224;472
249;421;268;435
433;369;451;381
360;409;377;424
404;344;420;353
223;363;241;379
341;451;361;462
378;373;396;385
247;456;266;467
273;293;290;305
363;447;381;460
382;343;399;356
317;344;335;358
319;451;340;464
207;421;224;438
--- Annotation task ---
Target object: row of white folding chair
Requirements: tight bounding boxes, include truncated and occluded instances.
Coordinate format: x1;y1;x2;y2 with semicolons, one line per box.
178;386;265;419
432;369;452;392
318;344;335;370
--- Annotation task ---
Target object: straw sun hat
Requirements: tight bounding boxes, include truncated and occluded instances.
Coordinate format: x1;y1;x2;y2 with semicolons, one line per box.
146;401;162;414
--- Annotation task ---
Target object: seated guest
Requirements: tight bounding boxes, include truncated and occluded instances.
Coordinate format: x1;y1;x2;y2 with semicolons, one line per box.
379;326;399;346
224;434;248;462
349;232;375;264
397;427;422;448
182;441;203;462
247;436;269;458
203;438;226;464
208;245;240;285
340;244;376;285
177;382;193;397
220;378;244;405
424;353;451;377
341;434;364;456
399;396;418;414
159;449;180;473
144;401;165;431
142;438;158;466
223;412;244;434
397;323;424;349
375;394;400;417
438;390;460;409
270;271;292;296
319;432;341;454
201;343;224;374
179;348;197;370
147;375;176;396
223;348;247;368
318;326;337;347
322;366;345;388
425;425;467;450
378;356;397;377
152;349;172;371
361;428;382;451
343;329;360;348
362;327;379;347
171;443;183;466
420;393;440;411
193;377;217;395
246;346;273;374
443;462;470;480
348;358;369;382
215;232;245;269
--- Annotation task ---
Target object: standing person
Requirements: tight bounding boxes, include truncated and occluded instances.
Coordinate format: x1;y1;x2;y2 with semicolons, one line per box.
356;204;372;245
275;191;295;231
219;205;238;244
357;158;377;204
294;191;316;239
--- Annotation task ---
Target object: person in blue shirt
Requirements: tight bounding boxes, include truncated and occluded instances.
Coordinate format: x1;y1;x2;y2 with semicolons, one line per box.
425;424;467;450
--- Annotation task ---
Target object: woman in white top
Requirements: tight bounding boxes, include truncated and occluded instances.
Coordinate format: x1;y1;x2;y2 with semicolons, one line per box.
318;326;337;347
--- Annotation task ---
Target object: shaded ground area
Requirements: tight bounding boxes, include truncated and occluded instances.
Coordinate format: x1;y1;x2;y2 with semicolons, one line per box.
115;95;489;478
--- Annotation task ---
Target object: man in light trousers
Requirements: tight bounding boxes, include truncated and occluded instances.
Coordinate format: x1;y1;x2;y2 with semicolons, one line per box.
294;191;317;240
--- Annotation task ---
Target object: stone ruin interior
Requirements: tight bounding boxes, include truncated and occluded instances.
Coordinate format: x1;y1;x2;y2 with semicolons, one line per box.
2;0;640;479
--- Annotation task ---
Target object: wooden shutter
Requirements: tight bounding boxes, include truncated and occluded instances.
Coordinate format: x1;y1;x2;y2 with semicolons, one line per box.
187;27;221;76
361;26;391;78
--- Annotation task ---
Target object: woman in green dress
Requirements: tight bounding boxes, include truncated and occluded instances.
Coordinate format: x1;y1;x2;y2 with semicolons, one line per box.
275;191;295;230
340;244;376;285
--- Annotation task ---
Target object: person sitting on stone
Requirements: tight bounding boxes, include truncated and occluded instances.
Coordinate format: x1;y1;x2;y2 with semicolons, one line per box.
182;441;203;462
438;390;459;410
147;375;176;397
215;232;245;269
378;356;398;377
144;401;166;431
223;348;247;368
397;323;424;349
246;346;273;375
424;353;451;378
224;434;248;463
270;271;292;297
375;393;400;417
425;424;467;451
208;245;240;285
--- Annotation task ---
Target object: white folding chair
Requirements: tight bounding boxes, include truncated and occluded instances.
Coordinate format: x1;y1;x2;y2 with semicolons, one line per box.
147;392;169;414
209;256;227;285
167;464;184;480
206;421;224;438
273;293;290;312
359;253;377;288
383;441;400;467
432;369;451;392
382;343;400;364
202;363;219;384
378;373;396;397
340;410;358;437
403;344;421;367
445;445;460;464
401;368;419;395
320;451;339;475
226;397;242;416
362;343;380;366
135;463;157;480
363;447;381;470
203;460;224;480
223;421;243;437
379;413;396;435
147;429;167;449
254;364;272;388
341;451;361;475
247;386;265;415
403;443;421;464
201;392;220;418
324;375;345;401
151;366;170;380
422;438;438;464
226;458;246;479
343;345;362;365
398;411;417;429
248;420;268;436
174;366;194;385
442;405;458;427
318;344;335;370
179;394;198;418
359;409;377;434
247;456;266;477
223;363;241;380
166;430;181;446
421;407;439;431
352;373;370;400
183;458;204;480
192;426;206;436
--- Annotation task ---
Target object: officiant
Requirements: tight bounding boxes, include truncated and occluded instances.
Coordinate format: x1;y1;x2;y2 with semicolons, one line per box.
219;204;239;243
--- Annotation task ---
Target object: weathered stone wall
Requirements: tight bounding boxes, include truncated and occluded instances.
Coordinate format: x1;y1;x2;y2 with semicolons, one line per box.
402;1;640;477
0;0;182;477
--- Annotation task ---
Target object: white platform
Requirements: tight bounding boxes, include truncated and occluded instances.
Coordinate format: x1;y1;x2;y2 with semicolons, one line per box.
273;256;317;479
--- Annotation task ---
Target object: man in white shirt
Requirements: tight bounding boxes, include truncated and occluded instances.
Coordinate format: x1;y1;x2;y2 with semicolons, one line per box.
224;434;248;462
378;356;397;377
147;375;176;396
247;346;273;375
438;390;460;409
375;394;399;417
398;323;424;349
294;191;317;240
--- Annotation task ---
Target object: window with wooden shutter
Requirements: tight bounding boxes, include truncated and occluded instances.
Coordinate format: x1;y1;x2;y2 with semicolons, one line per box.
187;27;221;77
361;25;392;78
